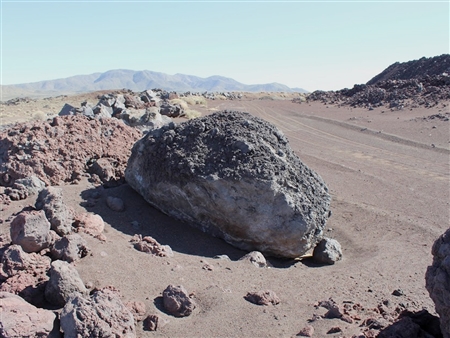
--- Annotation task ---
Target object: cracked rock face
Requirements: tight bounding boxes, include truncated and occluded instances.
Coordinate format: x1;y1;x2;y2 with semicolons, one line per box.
126;110;331;258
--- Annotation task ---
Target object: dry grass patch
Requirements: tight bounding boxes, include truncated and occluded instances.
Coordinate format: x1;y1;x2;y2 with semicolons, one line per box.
184;109;202;119
33;111;48;121
213;95;228;100
181;95;207;106
169;99;189;110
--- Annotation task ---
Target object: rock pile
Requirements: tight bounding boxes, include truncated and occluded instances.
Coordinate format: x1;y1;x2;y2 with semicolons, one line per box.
0;186;135;336
367;54;450;85
0;114;141;194
126;110;331;258
306;75;450;109
56;89;244;125
305;54;450;109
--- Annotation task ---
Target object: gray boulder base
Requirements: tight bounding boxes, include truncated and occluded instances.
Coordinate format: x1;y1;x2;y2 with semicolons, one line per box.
313;238;343;265
426;228;450;338
125;111;331;258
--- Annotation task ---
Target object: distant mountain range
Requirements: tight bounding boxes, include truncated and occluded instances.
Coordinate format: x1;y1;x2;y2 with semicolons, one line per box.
1;70;308;100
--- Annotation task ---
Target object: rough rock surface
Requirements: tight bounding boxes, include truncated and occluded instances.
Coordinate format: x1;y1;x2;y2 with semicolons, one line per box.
0;244;51;306
50;234;89;262
45;260;88;307
125;301;147;322
244;290;281;306
125;111;331;258
306;55;450;110
15;175;46;194
60;288;136;338
35;187;73;236
0;271;48;307
307;75;450;109
426;228;450;337
73;212;105;238
367;54;450;85
143;314;169;331
0;292;56;338
130;234;173;257
3;175;45;201
0;115;141;187
297;325;314;337
312;237;343;265
163;284;196;317
378;309;442;338
10;209;54;253
238;251;267;268
1;244;51;278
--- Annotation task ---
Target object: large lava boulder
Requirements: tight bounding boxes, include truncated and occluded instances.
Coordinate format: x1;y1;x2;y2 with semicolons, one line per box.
125;111;331;258
426;228;450;337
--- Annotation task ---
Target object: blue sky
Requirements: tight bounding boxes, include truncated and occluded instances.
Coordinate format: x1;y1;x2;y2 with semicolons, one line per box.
1;1;448;91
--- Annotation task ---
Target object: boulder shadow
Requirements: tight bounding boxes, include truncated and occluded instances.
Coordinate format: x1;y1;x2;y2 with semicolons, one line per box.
153;296;169;316
79;182;247;260
299;256;331;268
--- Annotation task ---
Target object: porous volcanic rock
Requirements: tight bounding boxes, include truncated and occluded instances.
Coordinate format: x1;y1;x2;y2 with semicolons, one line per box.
35;187;73;236
0;292;56;338
73;212;105;238
50;234;89;263
244;290;280;306
60;288;136;338
130;234;173;257
143;314;169;331
0;244;51;306
162;284;196;317
45;260;88;307
1;244;51;279
10;209;54;253
306;55;450;109
426;228;450;337
125;111;331;258
0;115;141;187
3;175;45;201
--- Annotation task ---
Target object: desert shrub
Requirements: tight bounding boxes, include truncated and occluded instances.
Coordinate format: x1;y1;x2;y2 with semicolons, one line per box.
182;95;207;106
33;111;47;121
184;109;202;119
169;99;189;110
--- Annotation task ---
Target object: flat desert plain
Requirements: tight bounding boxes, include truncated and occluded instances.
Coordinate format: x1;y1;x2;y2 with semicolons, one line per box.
1;94;449;337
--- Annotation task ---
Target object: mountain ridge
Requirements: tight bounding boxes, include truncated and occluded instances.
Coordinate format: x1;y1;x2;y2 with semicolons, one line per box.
1;70;308;100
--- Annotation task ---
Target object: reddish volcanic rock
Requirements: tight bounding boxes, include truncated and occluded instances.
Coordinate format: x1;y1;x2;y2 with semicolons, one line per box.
0;292;56;337
0;115;141;187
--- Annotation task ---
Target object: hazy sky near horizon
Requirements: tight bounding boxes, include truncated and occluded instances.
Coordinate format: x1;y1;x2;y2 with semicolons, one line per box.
1;1;448;91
